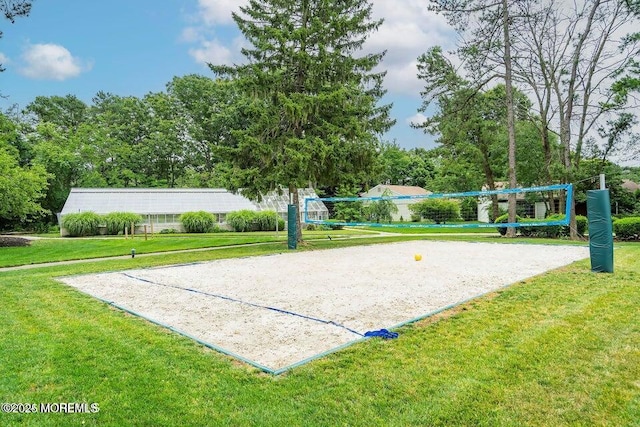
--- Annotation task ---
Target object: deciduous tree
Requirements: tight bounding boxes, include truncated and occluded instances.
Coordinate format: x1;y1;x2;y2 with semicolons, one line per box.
0;138;48;227
429;0;520;236
509;0;639;238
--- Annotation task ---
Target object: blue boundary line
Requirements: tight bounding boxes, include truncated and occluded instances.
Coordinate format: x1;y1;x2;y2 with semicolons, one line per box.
81;277;571;375
69;274;580;375
60;240;588;375
87;294;276;373
272;279;543;374
121;273;364;337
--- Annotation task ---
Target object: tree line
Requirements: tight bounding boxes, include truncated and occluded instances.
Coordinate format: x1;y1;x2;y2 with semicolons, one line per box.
1;0;639;236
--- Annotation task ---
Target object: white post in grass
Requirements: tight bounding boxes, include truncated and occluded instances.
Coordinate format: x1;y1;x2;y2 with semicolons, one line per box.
599;174;606;190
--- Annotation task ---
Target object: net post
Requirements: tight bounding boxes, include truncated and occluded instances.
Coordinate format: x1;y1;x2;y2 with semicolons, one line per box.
586;189;614;273
564;184;573;219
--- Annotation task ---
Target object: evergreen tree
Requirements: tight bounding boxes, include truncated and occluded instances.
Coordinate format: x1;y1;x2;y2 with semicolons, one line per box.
211;0;394;241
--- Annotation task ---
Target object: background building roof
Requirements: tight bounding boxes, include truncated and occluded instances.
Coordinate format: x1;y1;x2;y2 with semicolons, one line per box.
362;184;430;197
60;188;258;215
622;179;640;192
60;188;328;216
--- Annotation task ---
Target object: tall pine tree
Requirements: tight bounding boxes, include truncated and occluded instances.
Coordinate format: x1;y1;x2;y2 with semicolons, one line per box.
211;0;394;241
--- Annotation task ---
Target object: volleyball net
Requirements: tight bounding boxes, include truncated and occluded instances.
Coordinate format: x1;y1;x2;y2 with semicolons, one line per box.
304;184;573;229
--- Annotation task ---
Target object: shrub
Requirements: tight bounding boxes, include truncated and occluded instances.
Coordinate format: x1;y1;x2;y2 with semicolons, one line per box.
489;207;507;223
179;211;216;233
103;212;143;235
539;214;565;238
494;213;522;236
159;228;178;234
62;212;102;237
31;221;52;234
505;214;588;238
334;202;366;223
575;215;588;236
365;197;398;223
409;199;461;224
255;210;284;231
613;217;640;240
227;210;284;232
511;214;562;238
459;197;478;222
227;210;258;232
545;214;587;237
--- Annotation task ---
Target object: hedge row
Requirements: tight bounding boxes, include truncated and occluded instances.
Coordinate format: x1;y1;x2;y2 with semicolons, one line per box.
613;217;640;240
409;199;461;224
62;212;144;237
494;213;587;237
63;209;289;236
177;210;286;233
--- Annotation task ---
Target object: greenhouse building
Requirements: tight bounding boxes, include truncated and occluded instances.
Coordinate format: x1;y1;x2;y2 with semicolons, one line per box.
58;188;328;235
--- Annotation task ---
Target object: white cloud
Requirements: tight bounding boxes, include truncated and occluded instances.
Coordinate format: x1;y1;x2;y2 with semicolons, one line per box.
188;36;246;66
406;113;428;127
181;0;248;66
182;0;454;96
19;43;90;80
189;39;232;65
0;52;8;65
180;27;201;43
367;0;456;97
196;0;242;25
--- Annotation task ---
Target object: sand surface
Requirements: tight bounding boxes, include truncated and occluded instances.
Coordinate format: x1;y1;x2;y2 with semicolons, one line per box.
59;241;589;372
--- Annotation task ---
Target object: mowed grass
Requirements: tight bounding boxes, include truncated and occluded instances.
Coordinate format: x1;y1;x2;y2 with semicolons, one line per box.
0;238;638;426
0;229;366;268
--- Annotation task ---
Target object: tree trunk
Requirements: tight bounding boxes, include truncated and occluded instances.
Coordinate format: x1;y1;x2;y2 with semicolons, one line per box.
289;183;303;243
503;0;518;238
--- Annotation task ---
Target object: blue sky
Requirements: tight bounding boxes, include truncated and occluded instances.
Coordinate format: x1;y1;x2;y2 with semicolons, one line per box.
0;0;456;150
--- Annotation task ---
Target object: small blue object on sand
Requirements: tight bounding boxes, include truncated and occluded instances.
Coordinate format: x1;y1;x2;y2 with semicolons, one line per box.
364;329;398;339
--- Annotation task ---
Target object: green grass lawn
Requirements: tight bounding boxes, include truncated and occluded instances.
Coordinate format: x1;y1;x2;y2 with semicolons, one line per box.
0;229;367;268
0;229;588;269
0;237;638;426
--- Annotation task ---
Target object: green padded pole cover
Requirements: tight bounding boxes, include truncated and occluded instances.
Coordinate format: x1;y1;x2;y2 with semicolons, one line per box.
586;190;614;273
287;204;297;250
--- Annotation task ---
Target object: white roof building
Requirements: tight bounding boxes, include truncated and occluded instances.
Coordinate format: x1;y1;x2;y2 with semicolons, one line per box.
360;184;431;222
60;188;257;216
59;188;328;234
